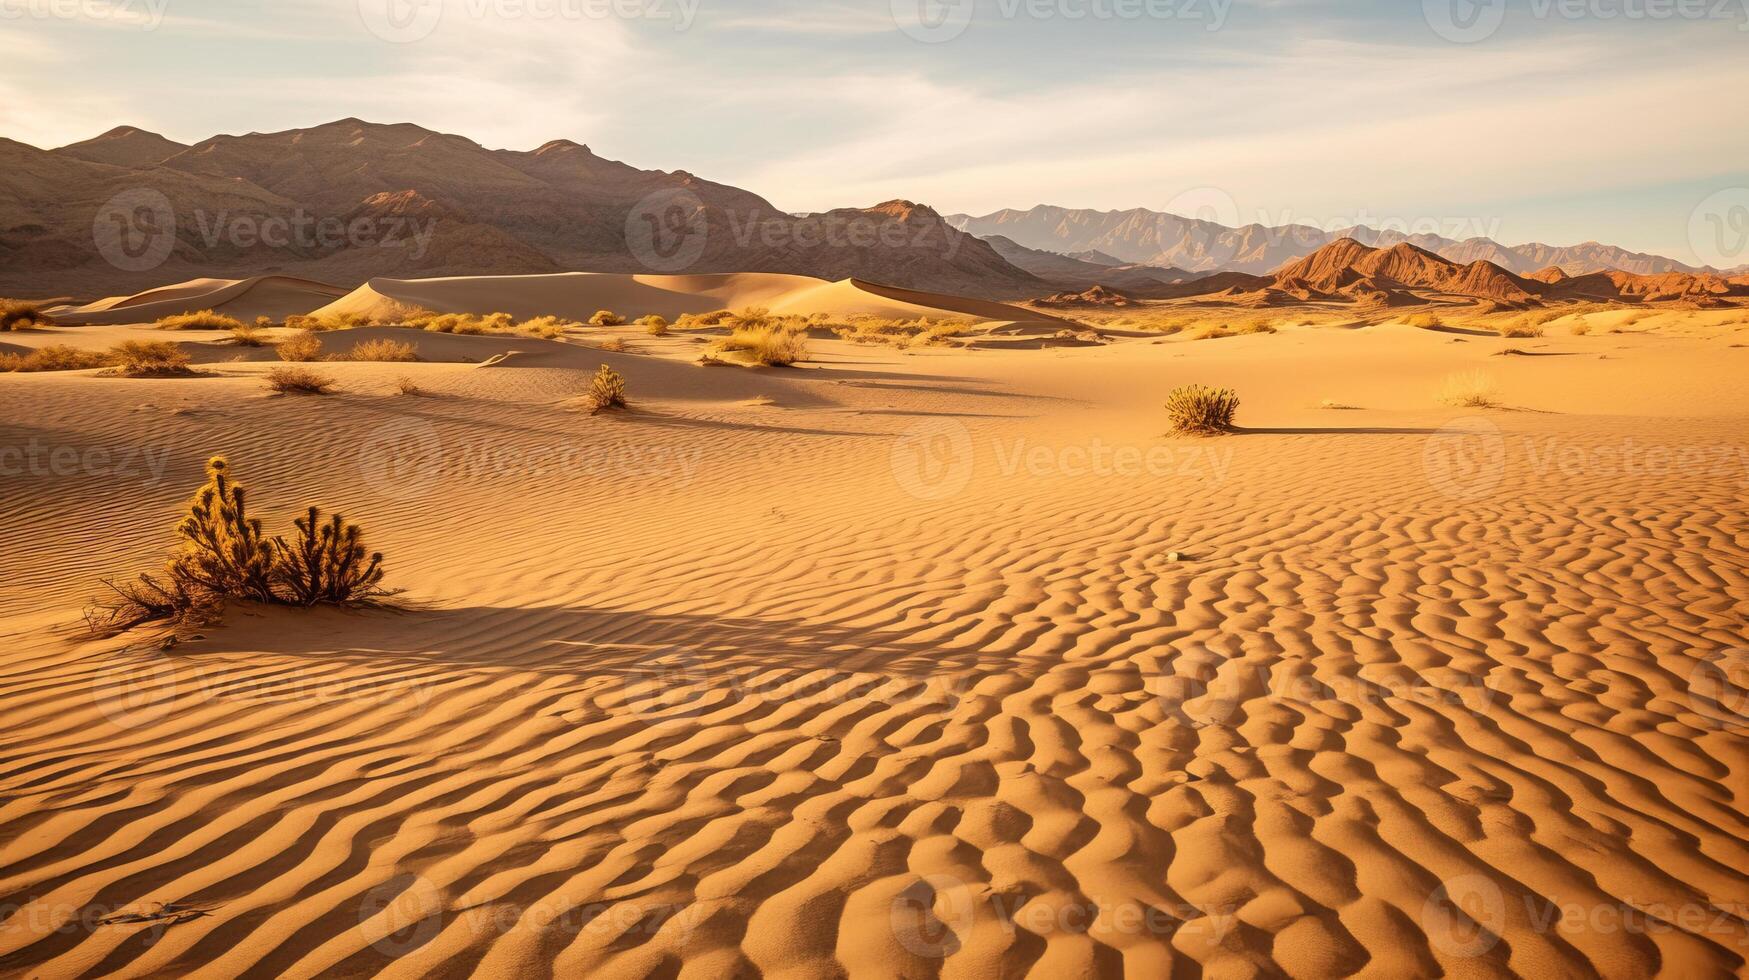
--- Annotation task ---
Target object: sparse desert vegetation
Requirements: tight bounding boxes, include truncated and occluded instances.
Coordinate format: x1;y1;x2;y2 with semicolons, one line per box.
583;364;627;413
589;310;626;327
1165;384;1240;434
156;310;247;331
639;315;670;336
229;324;270;347
87;456;390;635
0;299;54;331
713;322;810;366
276;330;325;362
1406;313;1444;329
1439;370;1500;408
0;344;114;372
265;366;336;394
393;376;424;396
342;339;419;362
1498;320;1544;338
111;340;194;377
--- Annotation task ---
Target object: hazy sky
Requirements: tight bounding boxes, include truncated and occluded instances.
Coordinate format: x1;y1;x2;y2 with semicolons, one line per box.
4;0;1747;263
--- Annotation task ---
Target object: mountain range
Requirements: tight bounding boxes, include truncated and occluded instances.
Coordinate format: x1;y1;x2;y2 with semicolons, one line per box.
1;120;1039;299
946;205;1740;278
3;119;1740;305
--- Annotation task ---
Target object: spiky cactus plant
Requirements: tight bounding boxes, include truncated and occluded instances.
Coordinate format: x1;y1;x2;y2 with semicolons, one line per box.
168;456;277;601
272;506;387;606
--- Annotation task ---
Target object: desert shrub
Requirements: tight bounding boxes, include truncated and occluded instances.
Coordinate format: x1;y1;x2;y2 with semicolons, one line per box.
833;316;968;347
393;376;423;396
638;315;670;336
112;340;193;377
276;330;324;362
584;364;627;413
265;366;336;394
86;456;392;635
344;339;418;362
713;324;809;366
156;310;245;331
0;299;53;331
0;345;116;372
1233;321;1277;335
676;309;736;329
1165;385;1240;435
519;315;578;339
1186;325;1234;341
1406;313;1444;329
272;507;387;606
1569;317;1592;336
1439;370;1499;408
589;310;626;327
1498;321;1543;338
592;337;628;353
230;324;269;347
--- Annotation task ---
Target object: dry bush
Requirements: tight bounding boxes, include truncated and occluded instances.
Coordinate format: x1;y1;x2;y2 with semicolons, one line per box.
833;316;968;347
112;340;193;377
589;310;626;327
676;309;736;329
1233;321;1277;335
1439;370;1499;408
265;366;336;395
638;315;670;336
1498;321;1543;338
593;337;628;353
156;310;246;331
1569;317;1592;336
713;324;810;366
276;330;324;362
1406;312;1444;329
393;376;424;396
86;456;392;635
285;311;372;332
230;324;270;347
0;299;54;331
1186;325;1234;341
344;339;418;362
1165;385;1240;435
519;315;578;339
0;345;116;372
583;364;627;413
272;507;388;606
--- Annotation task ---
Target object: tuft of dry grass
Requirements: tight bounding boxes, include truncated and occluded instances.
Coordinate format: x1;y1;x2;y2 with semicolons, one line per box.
1439;370;1500;408
589;310;626;327
1497;321;1543;338
112;340;194;377
593;337;628;353
713;323;810;366
1165;385;1240;435
519;316;579;339
343;339;419;362
0;345;115;372
1405;312;1444;329
676;309;735;329
393;376;424;396
0;299;54;331
1568;317;1592;336
265;366;335;395
638;315;670;336
230;324;270;347
832;316;969;348
1185;325;1235;341
583;364;627;414
276;330;324;362
156;310;246;331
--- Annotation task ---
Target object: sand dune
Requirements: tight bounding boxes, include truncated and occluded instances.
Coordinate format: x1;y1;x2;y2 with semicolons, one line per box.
316;271;1070;329
1;313;1746;977
48;276;350;326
